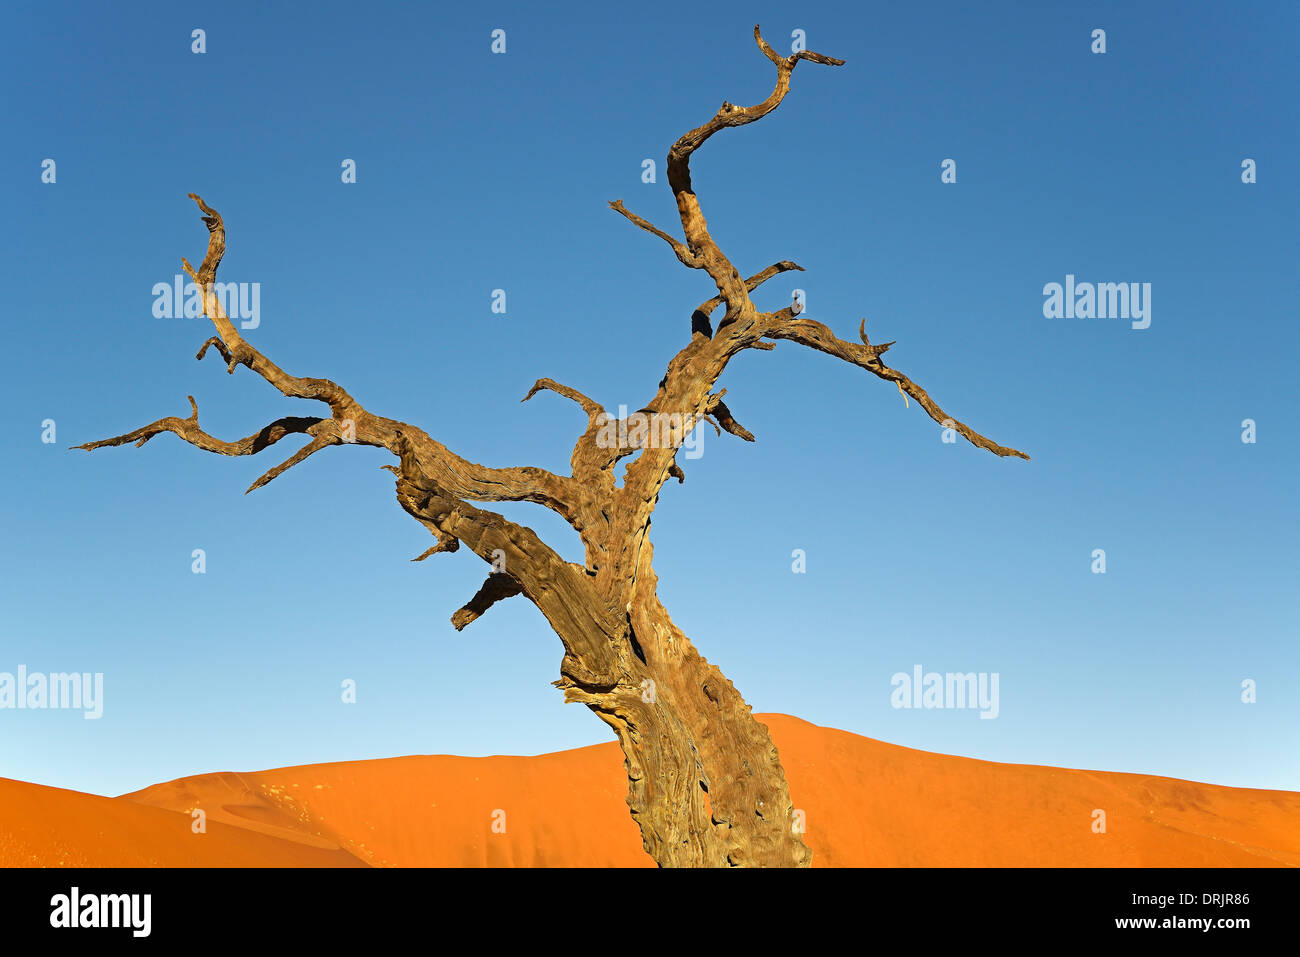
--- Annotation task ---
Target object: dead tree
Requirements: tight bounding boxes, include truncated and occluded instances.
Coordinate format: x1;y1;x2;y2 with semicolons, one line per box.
79;26;1027;867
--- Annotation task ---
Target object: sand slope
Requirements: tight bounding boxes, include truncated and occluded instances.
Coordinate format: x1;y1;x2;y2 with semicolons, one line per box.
0;777;363;867
5;714;1297;867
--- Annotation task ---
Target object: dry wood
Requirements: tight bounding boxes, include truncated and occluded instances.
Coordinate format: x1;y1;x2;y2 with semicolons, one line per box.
79;25;1027;867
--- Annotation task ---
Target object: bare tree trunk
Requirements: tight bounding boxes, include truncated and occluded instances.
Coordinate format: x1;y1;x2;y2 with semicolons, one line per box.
396;469;808;866
625;592;810;867
565;549;810;867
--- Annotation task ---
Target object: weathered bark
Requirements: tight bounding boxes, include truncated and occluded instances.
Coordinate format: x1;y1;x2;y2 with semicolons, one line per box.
78;25;1027;867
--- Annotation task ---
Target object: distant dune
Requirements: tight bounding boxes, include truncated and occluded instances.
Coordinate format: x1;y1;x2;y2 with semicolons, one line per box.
4;715;1297;867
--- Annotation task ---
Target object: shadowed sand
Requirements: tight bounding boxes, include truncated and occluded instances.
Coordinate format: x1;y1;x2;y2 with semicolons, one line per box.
5;715;1297;867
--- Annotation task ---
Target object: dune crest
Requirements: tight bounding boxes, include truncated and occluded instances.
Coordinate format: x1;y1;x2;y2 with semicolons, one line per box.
5;715;1297;867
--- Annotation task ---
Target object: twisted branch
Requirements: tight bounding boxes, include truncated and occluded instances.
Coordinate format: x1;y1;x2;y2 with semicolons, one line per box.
694;260;804;337
609;200;699;268
667;26;845;197
79;195;610;628
75;395;329;476
522;378;604;421
761;317;1029;459
451;573;524;631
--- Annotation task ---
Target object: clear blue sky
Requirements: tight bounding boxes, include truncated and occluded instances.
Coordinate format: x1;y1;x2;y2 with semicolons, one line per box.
2;0;1296;798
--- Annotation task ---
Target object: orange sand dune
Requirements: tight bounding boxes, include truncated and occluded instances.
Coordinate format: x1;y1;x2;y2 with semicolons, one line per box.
5;715;1298;867
0;777;364;867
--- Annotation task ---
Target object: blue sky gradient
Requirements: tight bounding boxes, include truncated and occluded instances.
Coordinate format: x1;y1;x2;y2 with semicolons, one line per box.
2;0;1297;797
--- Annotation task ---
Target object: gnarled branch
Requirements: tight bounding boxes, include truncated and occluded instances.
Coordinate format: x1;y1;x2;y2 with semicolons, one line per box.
522;378;604;421
609;200;699;268
245;431;340;493
75;394;325;458
412;535;459;562
695;260;804;336
667;26;845;197
450;572;524;631
706;394;755;443
81;195;610;600
761;318;1030;459
661;26;843;335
